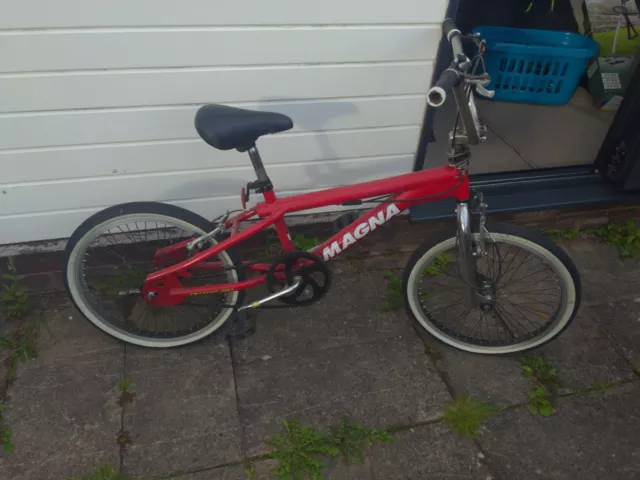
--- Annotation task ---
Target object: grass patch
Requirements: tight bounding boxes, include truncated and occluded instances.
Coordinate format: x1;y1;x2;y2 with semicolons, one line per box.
593;29;640;57
267;418;393;480
292;234;320;252
545;226;580;242
243;457;257;480
424;344;442;361
382;271;403;312
586;220;640;258
65;463;132;480
545;220;640;258
422;253;450;276
0;403;14;455
117;376;131;393
327;418;393;466
521;354;560;417
441;396;498;438
0;257;28;319
0;319;40;380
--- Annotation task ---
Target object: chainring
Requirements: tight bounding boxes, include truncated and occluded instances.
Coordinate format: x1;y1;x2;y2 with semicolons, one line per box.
265;252;331;305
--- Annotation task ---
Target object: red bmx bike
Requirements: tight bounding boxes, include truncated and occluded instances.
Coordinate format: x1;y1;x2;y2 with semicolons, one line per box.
63;20;581;354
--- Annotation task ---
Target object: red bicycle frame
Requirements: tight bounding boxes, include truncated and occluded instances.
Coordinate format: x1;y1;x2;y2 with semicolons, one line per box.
142;165;469;306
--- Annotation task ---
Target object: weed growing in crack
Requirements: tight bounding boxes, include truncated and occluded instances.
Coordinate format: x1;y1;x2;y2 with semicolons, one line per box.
382;271;403;312
66;463;132;480
116;376;135;407
422;253;450;276
441;396;499;438
544;220;640;258
424;344;442;361
590;378;618;393
586;220;640;258
243;457;257;480
327;417;393;466
266;418;393;480
292;234;320;252
0;403;14;454
0;257;28;319
0;319;39;380
521;354;560;417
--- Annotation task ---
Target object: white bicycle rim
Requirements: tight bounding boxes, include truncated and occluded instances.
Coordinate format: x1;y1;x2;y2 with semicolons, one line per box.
406;232;576;354
66;213;239;347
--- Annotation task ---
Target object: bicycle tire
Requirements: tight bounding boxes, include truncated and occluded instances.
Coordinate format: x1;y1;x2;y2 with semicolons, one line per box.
403;222;581;354
64;202;245;347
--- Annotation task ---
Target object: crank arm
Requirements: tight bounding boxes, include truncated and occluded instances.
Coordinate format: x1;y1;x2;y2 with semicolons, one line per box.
237;277;303;311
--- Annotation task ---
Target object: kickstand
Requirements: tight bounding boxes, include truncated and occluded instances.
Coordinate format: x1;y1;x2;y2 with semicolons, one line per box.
224;309;257;340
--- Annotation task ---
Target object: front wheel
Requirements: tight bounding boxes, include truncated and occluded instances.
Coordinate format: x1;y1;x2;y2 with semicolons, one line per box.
403;222;581;354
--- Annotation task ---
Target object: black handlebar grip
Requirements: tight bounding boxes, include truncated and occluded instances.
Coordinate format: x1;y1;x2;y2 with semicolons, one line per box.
427;69;461;107
442;18;459;38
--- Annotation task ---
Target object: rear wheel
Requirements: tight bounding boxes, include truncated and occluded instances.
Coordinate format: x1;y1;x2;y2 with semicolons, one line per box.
403;222;581;354
64;202;244;347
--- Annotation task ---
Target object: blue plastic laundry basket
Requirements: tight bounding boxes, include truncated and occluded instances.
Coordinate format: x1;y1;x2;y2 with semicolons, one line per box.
473;26;598;105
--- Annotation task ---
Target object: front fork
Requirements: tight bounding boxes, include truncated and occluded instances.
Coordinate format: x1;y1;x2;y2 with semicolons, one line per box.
456;191;488;308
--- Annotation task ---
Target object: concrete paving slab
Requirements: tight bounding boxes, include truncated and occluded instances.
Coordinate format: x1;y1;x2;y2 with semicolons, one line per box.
560;238;640;305
123;340;243;478
428;343;530;407
235;335;450;456
174;465;246;480
370;422;491;480
252;458;372;480
232;273;415;365
533;308;635;393
0;307;123;480
479;383;640;480
590;299;640;369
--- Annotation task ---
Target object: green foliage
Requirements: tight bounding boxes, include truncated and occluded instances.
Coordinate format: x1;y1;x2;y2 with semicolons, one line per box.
0;320;39;380
117;376;131;393
591;378;617;393
521;354;559;387
90;268;146;296
243;458;257;480
586;220;640;258
545;220;640;258
327;418;393;466
65;463;132;480
382;271;404;311
526;386;556;417
545;226;580;242
292;234;320;252
266;418;393;480
0;257;29;319
267;419;339;480
521;354;560;416
0;404;14;455
424;344;442;361
422;253;450;276
441;396;498;438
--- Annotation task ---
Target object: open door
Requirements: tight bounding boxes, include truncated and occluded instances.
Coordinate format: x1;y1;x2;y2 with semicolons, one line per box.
411;0;640;221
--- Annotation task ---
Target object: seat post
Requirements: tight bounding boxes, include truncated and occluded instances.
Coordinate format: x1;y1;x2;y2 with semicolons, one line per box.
247;145;269;182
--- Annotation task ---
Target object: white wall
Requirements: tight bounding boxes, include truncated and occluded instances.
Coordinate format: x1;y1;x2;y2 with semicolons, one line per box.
0;0;448;244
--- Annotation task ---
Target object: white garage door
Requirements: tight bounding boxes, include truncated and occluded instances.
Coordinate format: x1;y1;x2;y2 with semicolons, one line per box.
0;0;448;245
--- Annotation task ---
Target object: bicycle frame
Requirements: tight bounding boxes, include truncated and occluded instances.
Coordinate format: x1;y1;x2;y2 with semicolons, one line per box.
142;165;471;306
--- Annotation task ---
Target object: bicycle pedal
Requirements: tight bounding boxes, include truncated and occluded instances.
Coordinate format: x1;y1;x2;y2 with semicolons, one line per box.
224;309;257;340
333;212;360;232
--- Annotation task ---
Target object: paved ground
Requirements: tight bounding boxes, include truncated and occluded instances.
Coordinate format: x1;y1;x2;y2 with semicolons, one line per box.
1;235;640;480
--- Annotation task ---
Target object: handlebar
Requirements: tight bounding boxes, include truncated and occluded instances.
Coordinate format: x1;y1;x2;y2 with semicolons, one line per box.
427;19;492;147
427;18;470;107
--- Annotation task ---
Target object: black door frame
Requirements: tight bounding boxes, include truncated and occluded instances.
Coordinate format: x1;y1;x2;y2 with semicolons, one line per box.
410;0;640;223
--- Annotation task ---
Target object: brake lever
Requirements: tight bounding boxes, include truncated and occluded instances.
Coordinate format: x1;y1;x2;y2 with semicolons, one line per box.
476;83;495;99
